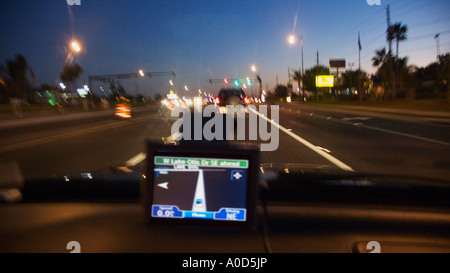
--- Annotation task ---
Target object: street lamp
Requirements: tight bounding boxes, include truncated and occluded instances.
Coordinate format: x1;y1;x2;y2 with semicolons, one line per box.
287;33;304;100
288;34;297;45
434;33;440;60
65;40;82;64
71;40;81;53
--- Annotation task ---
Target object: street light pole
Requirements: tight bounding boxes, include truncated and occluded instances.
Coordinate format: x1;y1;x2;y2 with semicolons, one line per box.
251;65;262;100
434;33;440;60
288;34;304;100
301;35;304;100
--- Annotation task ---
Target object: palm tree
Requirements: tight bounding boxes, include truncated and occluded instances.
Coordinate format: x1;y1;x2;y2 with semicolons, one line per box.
372;48;393;99
386;27;394;56
372;48;387;67
389;23;408;60
388;23;408;99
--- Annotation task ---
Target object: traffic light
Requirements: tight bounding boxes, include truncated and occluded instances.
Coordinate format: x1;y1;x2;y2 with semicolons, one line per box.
234;80;239;86
224;78;228;85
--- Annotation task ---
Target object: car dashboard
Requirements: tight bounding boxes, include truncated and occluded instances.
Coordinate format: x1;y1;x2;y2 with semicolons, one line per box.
1;165;449;254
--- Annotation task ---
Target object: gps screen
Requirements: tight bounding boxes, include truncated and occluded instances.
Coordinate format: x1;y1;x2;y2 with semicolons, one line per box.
151;155;249;222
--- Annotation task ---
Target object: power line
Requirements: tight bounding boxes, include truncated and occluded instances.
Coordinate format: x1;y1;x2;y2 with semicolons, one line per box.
408;16;450;29
402;41;450;53
389;0;435;20
328;1;436;68
407;30;450;42
326;8;386;56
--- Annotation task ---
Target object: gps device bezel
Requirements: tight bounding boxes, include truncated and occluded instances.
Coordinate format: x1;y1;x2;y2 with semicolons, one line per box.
143;140;260;229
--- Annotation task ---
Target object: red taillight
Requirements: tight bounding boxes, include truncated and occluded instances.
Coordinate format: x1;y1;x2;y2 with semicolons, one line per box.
214;97;220;104
244;97;250;104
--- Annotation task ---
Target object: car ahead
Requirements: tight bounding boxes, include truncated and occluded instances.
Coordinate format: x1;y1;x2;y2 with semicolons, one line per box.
214;87;250;115
215;87;249;107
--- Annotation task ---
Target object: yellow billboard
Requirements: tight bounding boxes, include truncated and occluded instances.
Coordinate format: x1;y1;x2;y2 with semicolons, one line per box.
316;75;334;87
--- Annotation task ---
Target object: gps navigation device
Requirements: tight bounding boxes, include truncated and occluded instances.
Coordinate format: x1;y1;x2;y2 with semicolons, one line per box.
144;140;260;228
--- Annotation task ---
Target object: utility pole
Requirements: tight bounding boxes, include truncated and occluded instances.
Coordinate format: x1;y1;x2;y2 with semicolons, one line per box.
358;31;362;102
386;5;392;54
316;51;319;67
316;51;319;100
386;4;394;99
288;67;291;83
301;36;304;74
287;68;292;96
301;36;304;99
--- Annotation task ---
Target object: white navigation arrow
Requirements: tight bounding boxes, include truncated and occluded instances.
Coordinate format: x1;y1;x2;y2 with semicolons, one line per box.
192;170;207;212
158;182;169;189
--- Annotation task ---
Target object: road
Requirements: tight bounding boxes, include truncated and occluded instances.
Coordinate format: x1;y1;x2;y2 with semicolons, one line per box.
0;103;449;182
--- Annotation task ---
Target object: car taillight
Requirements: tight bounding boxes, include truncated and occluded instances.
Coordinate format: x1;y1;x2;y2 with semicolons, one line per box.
244;97;250;104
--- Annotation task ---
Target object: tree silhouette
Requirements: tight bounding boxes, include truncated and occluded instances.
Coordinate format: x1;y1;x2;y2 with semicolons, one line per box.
60;63;83;92
437;53;450;101
372;48;394;99
274;84;289;99
372;48;388;67
291;69;303;99
4;54;31;99
386;22;407;99
389;23;408;60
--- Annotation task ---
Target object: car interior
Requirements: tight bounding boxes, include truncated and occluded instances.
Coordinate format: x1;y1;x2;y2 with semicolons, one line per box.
1;139;449;254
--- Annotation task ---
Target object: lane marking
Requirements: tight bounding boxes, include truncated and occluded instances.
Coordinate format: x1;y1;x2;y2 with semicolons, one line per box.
316;146;331;153
250;108;354;172
125;152;147;167
0;114;157;153
342;117;372;121
292;106;449;147
355;122;450;146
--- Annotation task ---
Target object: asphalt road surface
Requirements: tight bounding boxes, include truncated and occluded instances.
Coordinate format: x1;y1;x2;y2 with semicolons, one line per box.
0;103;449;182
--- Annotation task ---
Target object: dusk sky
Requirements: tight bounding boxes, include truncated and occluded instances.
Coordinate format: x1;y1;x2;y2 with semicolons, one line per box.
1;0;449;98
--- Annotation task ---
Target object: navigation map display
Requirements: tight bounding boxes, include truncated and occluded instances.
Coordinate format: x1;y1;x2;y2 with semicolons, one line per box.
145;141;259;228
152;155;248;221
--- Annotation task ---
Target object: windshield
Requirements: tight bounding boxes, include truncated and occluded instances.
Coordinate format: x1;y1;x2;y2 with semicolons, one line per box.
0;1;449;187
219;89;246;99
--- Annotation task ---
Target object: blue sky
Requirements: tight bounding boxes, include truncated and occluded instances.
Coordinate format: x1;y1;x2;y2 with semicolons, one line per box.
1;0;449;97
